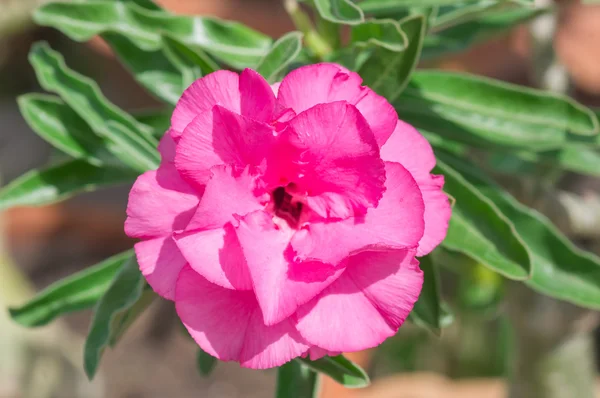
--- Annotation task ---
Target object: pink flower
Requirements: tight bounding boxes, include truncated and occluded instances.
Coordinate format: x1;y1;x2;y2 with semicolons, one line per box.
125;64;451;369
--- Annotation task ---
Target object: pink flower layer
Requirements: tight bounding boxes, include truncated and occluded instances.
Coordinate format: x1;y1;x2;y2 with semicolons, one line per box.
125;64;451;369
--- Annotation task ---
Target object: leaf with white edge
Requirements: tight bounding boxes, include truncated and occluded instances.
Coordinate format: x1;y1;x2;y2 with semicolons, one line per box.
396;71;599;151
29;42;160;172
133;108;172;138
33;0;272;69
162;35;219;88
256;31;303;83
313;0;365;24
109;287;155;347
277;360;318;398
84;258;146;380
436;159;531;280
439;151;600;310
17;94;109;166
298;355;370;388
358;15;425;101
9;250;133;327
102;32;184;106
422;7;548;59
196;349;218;376
351;18;408;52
0;160;136;211
409;255;443;335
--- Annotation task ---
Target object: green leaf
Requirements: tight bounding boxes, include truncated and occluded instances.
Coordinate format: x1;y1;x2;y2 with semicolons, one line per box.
351;19;408;52
84;257;146;380
358;0;481;15
397;71;599;151
17;94;109;166
109;287;155;347
409;255;443;334
436;159;531;280
277;360;319;398
297;355;370;388
34;0;272;69
422;7;547;59
256;32;304;83
29;42;160;172
162;35;219;88
0;160;136;211
313;0;365;24
133;108;172;138
439;152;600;310
357;15;426;102
196;348;218;376
101;32;184;105
9;250;133;327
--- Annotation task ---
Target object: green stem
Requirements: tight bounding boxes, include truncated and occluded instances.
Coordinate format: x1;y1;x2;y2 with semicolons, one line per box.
284;0;332;60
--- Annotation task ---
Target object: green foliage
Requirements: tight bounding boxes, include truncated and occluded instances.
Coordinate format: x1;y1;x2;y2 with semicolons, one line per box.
397;71;598;151
256;32;304;83
409;255;444;335
0;160;135;210
276;361;319;398
7;0;600;393
84;257;148;380
436;159;531;280
9;251;133;327
33;0;272;69
196;349;218;376
298;355;370;388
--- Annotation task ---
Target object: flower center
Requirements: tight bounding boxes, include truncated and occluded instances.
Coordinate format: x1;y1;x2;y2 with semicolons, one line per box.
271;185;305;229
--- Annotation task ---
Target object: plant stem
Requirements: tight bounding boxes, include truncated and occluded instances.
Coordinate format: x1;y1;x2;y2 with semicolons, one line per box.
283;0;332;60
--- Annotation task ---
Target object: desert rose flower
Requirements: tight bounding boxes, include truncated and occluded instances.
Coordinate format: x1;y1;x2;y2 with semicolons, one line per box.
125;63;451;369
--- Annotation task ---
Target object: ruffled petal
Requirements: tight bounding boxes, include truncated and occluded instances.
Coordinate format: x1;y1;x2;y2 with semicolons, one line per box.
170;69;276;139
380;121;451;256
125;165;199;239
135;236;187;300
171;70;241;139
274;101;385;219
235;211;345;326
176;266;309;369
291;161;425;265
174;224;252;290
185;165;264;231
175;106;276;189
239;68;276;123
296;250;422;352
277;63;397;145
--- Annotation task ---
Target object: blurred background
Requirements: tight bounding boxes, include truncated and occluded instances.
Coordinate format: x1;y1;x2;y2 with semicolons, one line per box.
2;0;600;397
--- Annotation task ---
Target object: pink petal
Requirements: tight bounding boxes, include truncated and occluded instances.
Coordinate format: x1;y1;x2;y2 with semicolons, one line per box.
171;70;241;139
380;120;436;182
125;165;199;239
307;346;340;361
235;211;345;326
239;68;276;123
291;162;425;265
134;236;187;300
277;63;397;145
380;121;451;256
158;131;177;163
176;266;309;369
277;101;385;219
175;225;253;290
175;106;276;189
296;250;423;352
171;70;276;139
185;165;264;231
